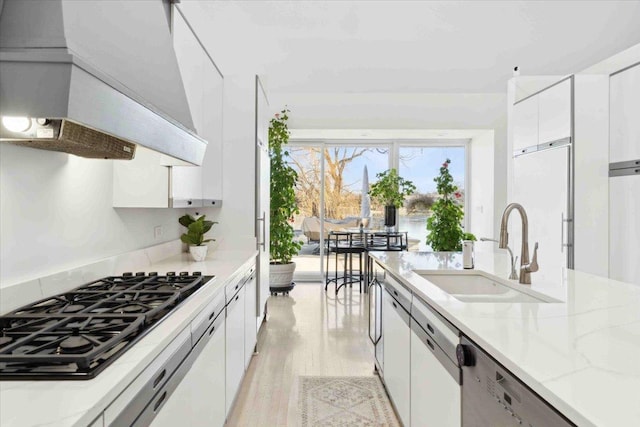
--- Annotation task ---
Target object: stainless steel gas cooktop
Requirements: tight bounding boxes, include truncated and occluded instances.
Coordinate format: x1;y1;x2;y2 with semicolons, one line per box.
0;272;213;380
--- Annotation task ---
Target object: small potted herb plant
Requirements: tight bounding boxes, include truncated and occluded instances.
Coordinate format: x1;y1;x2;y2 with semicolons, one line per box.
369;168;416;229
179;214;217;261
269;108;302;294
426;158;475;251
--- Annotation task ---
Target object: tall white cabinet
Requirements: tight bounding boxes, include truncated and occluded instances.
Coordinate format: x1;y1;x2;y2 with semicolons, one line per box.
609;63;640;285
510;75;609;278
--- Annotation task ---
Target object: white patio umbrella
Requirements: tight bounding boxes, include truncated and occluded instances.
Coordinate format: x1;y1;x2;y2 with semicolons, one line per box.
360;165;371;227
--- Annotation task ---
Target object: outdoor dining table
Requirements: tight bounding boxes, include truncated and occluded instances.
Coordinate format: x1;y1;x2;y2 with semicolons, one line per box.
325;229;408;294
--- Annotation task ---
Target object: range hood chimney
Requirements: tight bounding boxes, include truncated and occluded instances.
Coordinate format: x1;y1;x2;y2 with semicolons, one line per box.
0;0;207;164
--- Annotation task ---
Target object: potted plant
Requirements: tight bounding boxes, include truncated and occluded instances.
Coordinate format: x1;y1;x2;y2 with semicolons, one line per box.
179;214;217;261
426;158;476;251
369;168;416;229
269;108;302;293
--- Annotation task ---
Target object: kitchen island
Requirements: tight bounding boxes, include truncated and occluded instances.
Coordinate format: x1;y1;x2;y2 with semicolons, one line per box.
370;250;640;427
0;249;257;427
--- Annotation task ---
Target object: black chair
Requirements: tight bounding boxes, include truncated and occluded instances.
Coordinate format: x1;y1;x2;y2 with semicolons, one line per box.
325;231;367;294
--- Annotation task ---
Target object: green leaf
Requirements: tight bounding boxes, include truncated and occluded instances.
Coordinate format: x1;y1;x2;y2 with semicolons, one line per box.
178;214;195;228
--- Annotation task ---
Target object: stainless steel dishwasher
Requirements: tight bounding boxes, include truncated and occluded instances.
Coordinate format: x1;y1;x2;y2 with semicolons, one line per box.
456;337;575;427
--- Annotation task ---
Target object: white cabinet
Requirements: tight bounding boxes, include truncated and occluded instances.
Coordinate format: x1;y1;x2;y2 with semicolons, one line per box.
610;176;640;285
610;64;640;163
513;146;570;280
382;290;411;426
201;58;224;203
512;78;572;153
225;285;245;415
189;314;227;427
150;315;226;427
513;96;538;152
539;79;571;144
244;267;257;369
113;6;222;208
410;324;460;427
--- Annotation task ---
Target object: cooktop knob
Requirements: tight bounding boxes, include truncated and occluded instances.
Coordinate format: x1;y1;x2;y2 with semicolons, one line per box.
179;272;189;276
193;272;202;276
123;272;133;277
166;272;176;277
148;272;158;276
135;272;145;276
456;344;476;367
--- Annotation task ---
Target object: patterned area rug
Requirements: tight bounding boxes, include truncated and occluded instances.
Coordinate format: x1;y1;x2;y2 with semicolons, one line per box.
297;376;400;426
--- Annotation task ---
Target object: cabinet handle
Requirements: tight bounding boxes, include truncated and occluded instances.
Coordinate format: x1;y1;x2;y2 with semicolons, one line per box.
153;369;166;389
426;338;435;351
209;310;216;320
153;391;167;412
392;301;397;309
236;295;239;302
427;324;435;334
257;212;266;251
209;325;215;335
561;212;565;253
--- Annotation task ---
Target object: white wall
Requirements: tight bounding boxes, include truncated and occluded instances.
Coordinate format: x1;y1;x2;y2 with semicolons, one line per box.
469;130;495;244
269;91;508;237
0;144;188;287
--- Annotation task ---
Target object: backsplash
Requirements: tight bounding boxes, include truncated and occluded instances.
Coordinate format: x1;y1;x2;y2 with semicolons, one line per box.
0;144;195;286
0;240;183;315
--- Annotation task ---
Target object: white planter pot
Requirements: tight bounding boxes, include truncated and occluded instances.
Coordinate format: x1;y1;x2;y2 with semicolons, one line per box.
189;245;208;262
269;262;296;289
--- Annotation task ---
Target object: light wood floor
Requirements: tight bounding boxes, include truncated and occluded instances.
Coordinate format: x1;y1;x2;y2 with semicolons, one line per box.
226;283;377;426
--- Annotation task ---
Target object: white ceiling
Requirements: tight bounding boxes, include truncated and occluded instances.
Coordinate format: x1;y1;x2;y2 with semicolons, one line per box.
182;0;640;94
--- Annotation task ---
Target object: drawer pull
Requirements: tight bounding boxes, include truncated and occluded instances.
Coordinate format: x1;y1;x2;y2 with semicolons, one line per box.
153;391;167;412
153;369;166;389
392;301;397;309
209;325;215;335
235;295;239;302
427;324;435;334
209;310;216;320
426;338;435;351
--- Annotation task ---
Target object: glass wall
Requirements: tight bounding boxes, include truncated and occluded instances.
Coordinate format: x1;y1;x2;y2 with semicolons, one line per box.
287;142;467;280
398;146;467;251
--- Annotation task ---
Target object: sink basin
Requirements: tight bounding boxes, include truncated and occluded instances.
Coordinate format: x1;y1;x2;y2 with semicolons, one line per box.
416;272;554;303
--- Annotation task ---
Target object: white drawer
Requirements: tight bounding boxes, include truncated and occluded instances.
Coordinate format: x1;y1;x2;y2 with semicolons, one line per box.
105;327;191;426
190;287;225;344
411;296;459;362
383;274;412;311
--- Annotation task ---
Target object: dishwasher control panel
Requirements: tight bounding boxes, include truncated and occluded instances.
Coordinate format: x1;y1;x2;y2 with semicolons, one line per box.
459;337;575;427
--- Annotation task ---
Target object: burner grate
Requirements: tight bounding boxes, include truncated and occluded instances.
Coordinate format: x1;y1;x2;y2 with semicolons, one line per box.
0;273;213;380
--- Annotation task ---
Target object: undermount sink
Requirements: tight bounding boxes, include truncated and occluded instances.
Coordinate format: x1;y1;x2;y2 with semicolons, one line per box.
415;272;556;303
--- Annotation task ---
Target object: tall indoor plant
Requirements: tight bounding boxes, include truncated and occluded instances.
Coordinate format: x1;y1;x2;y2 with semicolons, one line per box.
369;168;416;229
426;159;475;251
269;108;302;292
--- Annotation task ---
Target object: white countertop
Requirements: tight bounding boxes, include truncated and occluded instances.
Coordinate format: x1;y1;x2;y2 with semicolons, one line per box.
370;251;640;427
0;249;257;427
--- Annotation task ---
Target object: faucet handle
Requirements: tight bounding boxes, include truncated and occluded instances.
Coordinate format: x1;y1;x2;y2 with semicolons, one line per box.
527;242;539;273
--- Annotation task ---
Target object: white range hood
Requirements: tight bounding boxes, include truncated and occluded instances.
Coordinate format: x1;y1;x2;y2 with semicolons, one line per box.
0;0;207;165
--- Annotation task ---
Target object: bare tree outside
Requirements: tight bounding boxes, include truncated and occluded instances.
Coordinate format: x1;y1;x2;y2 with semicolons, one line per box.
289;147;376;220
